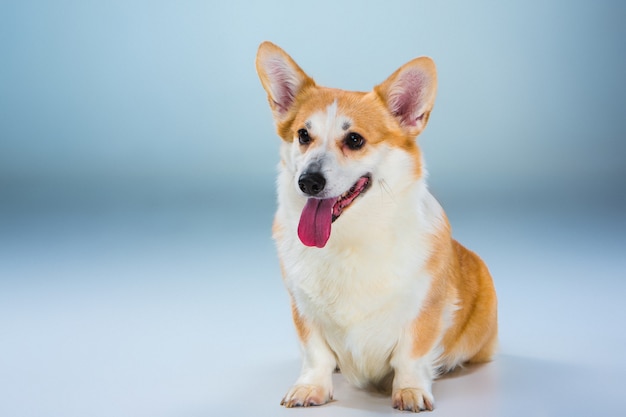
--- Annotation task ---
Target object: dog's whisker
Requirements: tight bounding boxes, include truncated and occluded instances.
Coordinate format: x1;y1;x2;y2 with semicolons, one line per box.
378;179;396;203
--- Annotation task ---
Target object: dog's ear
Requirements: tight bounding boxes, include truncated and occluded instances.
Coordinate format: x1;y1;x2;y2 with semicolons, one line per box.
374;57;437;137
256;42;315;120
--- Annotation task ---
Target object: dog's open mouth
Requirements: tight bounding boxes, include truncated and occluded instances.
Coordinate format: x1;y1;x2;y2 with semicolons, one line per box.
331;175;371;222
297;175;371;248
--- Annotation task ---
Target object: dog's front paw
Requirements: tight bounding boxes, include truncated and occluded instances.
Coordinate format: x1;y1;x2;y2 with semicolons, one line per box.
281;384;332;408
392;388;434;412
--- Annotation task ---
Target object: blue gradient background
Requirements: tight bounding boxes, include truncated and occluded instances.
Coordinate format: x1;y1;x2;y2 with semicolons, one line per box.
1;1;625;416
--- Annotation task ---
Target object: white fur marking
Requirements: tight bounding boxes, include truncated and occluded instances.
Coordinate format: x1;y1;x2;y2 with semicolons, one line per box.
291;100;361;199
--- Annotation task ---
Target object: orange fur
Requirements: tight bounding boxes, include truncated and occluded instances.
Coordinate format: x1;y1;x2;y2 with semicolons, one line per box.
290;299;311;343
445;253;496;363
442;240;498;365
410;222;450;358
411;214;498;369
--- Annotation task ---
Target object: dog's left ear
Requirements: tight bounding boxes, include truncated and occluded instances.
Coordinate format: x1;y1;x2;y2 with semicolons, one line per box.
374;57;437;137
256;42;315;121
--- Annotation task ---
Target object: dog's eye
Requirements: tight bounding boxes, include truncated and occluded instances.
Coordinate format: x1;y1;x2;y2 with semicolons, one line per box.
345;132;365;150
297;129;311;145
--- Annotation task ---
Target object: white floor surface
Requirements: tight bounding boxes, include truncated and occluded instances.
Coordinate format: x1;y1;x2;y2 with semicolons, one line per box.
1;190;625;417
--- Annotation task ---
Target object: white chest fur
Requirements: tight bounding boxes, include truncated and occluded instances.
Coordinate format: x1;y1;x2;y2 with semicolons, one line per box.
276;182;444;387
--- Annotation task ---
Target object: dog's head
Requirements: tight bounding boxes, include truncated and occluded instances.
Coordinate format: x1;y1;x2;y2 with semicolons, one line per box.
256;42;437;248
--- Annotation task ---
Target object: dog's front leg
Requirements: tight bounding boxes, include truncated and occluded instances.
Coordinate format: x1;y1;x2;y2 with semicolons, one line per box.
281;306;336;407
389;325;439;412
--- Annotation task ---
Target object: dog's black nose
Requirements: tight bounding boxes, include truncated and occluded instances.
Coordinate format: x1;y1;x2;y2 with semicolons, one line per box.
298;172;326;196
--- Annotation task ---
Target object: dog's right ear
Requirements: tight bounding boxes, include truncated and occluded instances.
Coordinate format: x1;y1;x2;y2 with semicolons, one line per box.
256;42;315;120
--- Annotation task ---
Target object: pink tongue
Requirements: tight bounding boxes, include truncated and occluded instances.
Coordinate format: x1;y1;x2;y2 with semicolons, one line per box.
297;198;335;248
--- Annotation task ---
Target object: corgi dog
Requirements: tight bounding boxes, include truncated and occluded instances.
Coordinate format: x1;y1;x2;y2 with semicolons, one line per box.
255;41;497;412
